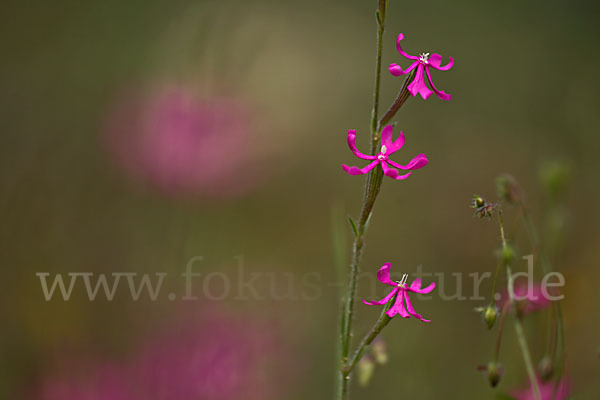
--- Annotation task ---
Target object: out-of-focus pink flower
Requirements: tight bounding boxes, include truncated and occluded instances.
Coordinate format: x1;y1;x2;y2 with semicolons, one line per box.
512;377;570;400
105;86;267;198
36;363;132;400
32;308;289;400
135;309;284;400
363;263;435;321
496;282;552;315
389;33;453;100
342;125;428;180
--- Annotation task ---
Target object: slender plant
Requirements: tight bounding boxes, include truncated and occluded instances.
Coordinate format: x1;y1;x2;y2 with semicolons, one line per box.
335;1;454;398
472;167;570;400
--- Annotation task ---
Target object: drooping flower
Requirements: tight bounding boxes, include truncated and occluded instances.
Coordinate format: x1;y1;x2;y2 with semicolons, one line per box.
363;263;435;321
496;282;552;316
511;377;570;400
342;125;428;180
389;33;453;101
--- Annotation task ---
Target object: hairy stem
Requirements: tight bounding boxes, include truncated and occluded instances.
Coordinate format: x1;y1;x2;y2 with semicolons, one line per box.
344;295;393;375
498;210;541;400
337;4;387;400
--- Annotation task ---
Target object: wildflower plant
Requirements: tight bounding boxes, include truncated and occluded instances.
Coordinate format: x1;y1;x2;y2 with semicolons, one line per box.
472;170;570;400
334;1;452;398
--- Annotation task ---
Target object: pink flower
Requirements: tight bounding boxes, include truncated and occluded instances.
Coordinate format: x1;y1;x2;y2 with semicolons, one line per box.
342;125;428;180
135;309;286;400
389;33;453;100
105;86;266;199
363;263;436;321
512;377;570;400
496;282;552;315
35;362;132;400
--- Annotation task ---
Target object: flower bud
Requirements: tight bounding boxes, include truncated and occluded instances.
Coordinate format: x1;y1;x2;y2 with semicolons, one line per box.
539;161;570;202
500;244;515;266
357;355;375;387
538;355;554;381
471;195;496;219
477;362;503;387
372;338;388;365
484;305;498;330
486;362;502;387
473;195;485;209
496;174;522;204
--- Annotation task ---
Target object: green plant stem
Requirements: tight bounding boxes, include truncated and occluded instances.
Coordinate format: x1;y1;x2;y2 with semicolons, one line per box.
498;210;541;400
519;205;566;393
343;301;392;375
369;15;385;153
493;302;510;363
337;5;386;400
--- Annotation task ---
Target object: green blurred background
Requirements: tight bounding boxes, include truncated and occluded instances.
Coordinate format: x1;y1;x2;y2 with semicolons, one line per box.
1;0;599;398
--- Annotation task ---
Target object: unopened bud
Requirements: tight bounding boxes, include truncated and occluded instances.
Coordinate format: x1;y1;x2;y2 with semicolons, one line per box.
486;362;502;387
538;355;554;381
501;244;515;266
496;174;522;204
471;195;497;219
357;355;375;387
484;305;498;330
372;338;388;365
473;195;485;208
539;161;570;202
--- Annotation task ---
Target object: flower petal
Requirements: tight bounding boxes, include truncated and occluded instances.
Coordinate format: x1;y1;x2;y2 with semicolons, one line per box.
408;64;433;100
381;162;412;180
342;160;379;175
381;128;405;155
428;53;454;71
425;67;451;101
410;280;436;294
387;153;429;170
376;262;397;286
395;33;418;60
386;290;410;318
404;292;431;322
388;61;418;77
380;125;394;148
390;130;405;152
347;130;377;160
362;287;398;306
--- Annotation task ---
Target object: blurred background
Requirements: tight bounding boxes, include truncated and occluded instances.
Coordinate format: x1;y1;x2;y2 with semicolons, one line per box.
1;0;599;399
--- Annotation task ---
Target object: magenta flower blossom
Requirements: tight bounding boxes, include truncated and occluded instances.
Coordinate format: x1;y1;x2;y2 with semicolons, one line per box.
512;377;570;400
105;86;267;199
389;33;453;100
496;282;552;315
135;308;287;400
363;263;435;321
342;125;428;180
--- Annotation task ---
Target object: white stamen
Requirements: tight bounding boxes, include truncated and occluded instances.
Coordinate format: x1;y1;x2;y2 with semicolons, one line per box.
419;52;430;64
381;145;387;154
397;273;409;287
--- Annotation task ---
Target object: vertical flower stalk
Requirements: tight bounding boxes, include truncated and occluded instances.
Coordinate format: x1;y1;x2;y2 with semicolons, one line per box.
336;2;452;398
496;173;567;393
497;209;542;400
337;2;387;396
